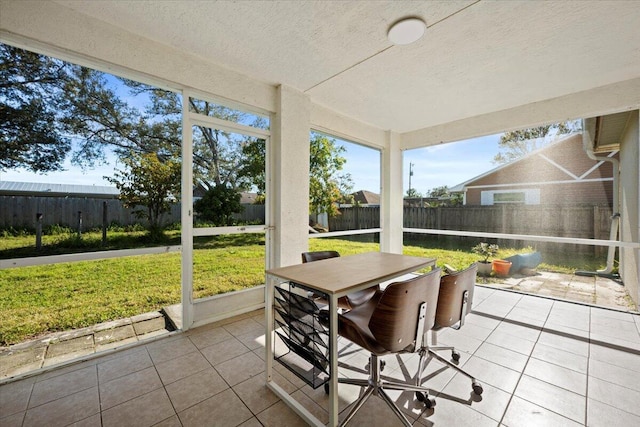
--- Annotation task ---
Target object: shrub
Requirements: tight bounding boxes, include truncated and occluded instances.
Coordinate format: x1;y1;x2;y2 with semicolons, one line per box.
194;186;244;226
44;224;72;235
124;223;146;233
472;242;499;263
164;222;182;231
0;226;33;237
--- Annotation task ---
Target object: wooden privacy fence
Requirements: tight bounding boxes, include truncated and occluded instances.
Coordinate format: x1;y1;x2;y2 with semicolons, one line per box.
0;196;264;229
231;204;265;224
330;205;614;255
1;195;613;254
0;196;155;229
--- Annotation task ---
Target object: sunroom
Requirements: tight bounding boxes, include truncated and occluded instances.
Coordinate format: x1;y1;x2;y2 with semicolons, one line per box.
1;1;639;426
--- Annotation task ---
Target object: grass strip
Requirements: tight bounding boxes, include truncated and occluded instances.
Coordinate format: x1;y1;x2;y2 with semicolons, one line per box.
0;234;606;345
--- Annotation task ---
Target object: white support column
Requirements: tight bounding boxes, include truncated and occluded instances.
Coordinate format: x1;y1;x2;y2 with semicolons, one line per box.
380;131;404;253
619;110;640;307
271;85;311;267
181;91;194;330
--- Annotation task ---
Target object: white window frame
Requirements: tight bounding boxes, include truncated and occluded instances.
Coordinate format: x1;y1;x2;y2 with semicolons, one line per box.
481;188;540;205
181;90;272;328
307;130;382;243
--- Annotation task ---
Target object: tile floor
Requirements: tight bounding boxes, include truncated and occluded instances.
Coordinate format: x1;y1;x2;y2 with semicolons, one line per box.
1;287;639;427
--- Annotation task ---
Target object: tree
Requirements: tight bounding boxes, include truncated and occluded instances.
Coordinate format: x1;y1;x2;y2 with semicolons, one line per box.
2;44;265;195
122;82;268;192
406;188;422;198
194;186;244;226
62;70;151;169
0;43;152;173
427;186;449;198
450;193;463;206
493;121;579;164
1;44;274;236
2;45;350;217
106;152;181;235
237;132;353;217
309;133;353;217
238;137;267;195
1;44;73;172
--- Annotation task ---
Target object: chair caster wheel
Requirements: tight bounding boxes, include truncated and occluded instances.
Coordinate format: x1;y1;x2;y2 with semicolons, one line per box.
451;351;460;362
416;392;436;409
426;397;436;409
472;381;483;395
324;383;329;394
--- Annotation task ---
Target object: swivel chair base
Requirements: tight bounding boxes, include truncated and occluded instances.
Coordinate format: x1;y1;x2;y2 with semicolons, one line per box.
339;354;435;427
415;343;484;399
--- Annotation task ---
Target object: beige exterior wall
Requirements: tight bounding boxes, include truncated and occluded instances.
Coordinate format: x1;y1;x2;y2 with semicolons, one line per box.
464;134;615;206
466;181;614;206
619;110;639;305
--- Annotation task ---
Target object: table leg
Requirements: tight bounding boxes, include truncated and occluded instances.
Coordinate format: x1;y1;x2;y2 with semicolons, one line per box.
329;294;339;426
265;274;274;382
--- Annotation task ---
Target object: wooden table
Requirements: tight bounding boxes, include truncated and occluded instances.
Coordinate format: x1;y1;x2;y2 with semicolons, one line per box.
265;252;436;426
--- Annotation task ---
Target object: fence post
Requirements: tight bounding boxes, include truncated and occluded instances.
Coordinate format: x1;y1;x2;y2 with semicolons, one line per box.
77;210;82;237
102;202;108;246
593;205;600;257
436;207;442;242
500;205;508;247
36;213;43;250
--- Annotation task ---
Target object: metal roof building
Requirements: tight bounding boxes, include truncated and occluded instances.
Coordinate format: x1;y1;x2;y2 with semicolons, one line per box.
0;181;119;199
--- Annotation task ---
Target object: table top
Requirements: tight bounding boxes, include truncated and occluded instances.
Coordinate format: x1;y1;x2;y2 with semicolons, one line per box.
266;252;436;296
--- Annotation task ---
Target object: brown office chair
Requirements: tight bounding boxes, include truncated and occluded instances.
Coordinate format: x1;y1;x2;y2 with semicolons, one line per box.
414;263;483;401
336;269;442;426
301;251;379;311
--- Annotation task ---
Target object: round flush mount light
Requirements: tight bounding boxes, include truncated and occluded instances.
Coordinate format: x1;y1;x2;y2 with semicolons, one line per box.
387;17;426;45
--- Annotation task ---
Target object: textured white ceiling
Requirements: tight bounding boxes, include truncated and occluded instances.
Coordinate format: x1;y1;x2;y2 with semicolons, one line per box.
55;0;640;133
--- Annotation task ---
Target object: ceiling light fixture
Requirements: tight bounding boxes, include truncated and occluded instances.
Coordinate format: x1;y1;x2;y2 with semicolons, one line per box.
387;17;426;45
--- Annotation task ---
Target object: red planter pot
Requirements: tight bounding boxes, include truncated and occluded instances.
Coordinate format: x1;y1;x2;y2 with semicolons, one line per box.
492;259;512;277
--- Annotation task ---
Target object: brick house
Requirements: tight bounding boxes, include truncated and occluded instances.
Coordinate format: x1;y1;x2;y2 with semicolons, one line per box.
453;133;617;206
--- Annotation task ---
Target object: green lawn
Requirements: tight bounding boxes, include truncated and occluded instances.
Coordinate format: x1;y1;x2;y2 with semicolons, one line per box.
0;227;182;259
0;233;266;345
0;232;608;346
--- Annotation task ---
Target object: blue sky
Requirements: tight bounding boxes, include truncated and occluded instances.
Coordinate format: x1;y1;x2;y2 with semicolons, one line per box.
1;134;502;194
0;153;118;187
337;134;501;196
402;134;501;194
1;68;502;192
1;134;501;195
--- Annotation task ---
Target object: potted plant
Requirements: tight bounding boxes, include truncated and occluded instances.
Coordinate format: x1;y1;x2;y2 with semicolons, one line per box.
492;259;513;277
472;242;499;276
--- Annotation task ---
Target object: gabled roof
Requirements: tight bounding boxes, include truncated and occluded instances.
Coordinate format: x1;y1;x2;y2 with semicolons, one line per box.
351;190;380;205
450;133;584;192
0;181;119;198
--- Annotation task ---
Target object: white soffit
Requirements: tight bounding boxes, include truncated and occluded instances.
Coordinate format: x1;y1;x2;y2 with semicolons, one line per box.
52;0;640;133
594;111;633;153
